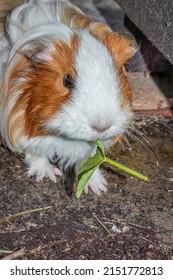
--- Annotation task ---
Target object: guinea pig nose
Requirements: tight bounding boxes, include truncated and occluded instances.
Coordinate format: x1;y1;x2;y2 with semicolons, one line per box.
91;124;111;133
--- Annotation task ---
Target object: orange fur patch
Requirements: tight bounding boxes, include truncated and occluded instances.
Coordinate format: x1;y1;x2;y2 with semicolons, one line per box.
7;34;79;143
70;15;93;29
60;6;93;29
2;56;30;145
89;23;136;67
118;67;132;107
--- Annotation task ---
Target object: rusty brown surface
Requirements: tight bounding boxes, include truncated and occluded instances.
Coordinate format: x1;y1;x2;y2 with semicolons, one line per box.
128;72;173;113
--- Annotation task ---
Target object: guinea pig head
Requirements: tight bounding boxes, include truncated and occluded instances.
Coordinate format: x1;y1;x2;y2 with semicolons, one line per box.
46;28;136;142
3;25;136;149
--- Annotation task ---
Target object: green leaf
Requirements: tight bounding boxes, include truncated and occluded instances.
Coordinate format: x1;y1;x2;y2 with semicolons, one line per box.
94;140;105;157
76;140;148;199
76;166;98;199
78;146;104;179
76;144;105;199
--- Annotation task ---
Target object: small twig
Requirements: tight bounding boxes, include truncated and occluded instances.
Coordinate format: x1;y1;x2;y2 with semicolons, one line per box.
0;206;52;223
92;213;113;238
2;248;25;260
0;250;14;254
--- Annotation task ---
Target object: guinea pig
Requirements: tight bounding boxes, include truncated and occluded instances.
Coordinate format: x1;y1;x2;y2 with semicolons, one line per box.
0;0;136;195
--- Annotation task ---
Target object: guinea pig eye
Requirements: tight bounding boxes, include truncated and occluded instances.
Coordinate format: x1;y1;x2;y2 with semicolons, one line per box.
63;74;75;90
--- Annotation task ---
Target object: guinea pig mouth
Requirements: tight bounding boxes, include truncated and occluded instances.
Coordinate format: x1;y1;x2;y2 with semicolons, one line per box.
58;131;115;142
58;134;107;142
51;123;120;142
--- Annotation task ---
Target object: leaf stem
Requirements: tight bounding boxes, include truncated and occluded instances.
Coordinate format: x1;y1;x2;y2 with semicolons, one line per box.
104;157;148;181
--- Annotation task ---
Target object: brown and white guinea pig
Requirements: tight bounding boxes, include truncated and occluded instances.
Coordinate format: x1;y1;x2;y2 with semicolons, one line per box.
0;0;136;195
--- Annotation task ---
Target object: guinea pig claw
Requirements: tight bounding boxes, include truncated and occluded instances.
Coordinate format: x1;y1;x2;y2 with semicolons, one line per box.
51;166;63;177
26;158;62;183
84;168;108;195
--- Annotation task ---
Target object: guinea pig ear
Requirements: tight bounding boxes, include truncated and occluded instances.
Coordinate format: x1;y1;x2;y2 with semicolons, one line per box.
89;24;137;67
104;32;137;67
28;50;52;63
23;42;53;64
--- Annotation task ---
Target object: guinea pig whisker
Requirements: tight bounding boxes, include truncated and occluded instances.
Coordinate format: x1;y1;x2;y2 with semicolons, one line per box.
132;127;157;150
120;136;134;151
127;49;150;67
126;129;153;154
127;126;159;161
126;63;150;72
121;134;132;150
116;138;125;150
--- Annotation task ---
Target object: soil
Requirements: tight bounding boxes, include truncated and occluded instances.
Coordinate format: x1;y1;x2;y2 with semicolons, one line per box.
0;118;173;260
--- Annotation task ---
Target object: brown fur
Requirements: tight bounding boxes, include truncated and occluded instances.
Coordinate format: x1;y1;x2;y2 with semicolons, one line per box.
69;14;93;29
8;35;79;144
89;23;136;68
60;5;93;29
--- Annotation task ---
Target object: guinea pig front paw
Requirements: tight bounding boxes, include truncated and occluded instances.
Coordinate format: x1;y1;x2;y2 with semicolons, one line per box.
28;162;62;183
84;169;108;195
25;154;62;183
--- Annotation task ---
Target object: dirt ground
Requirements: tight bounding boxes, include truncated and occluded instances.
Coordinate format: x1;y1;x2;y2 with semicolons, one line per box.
0;118;173;260
0;0;173;260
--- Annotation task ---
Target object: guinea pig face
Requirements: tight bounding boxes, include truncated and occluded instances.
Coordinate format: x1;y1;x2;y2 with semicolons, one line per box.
9;28;135;144
45;30;135;142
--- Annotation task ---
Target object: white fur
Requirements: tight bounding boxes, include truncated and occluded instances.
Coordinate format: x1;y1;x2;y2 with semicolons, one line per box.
0;0;133;194
6;0;78;43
